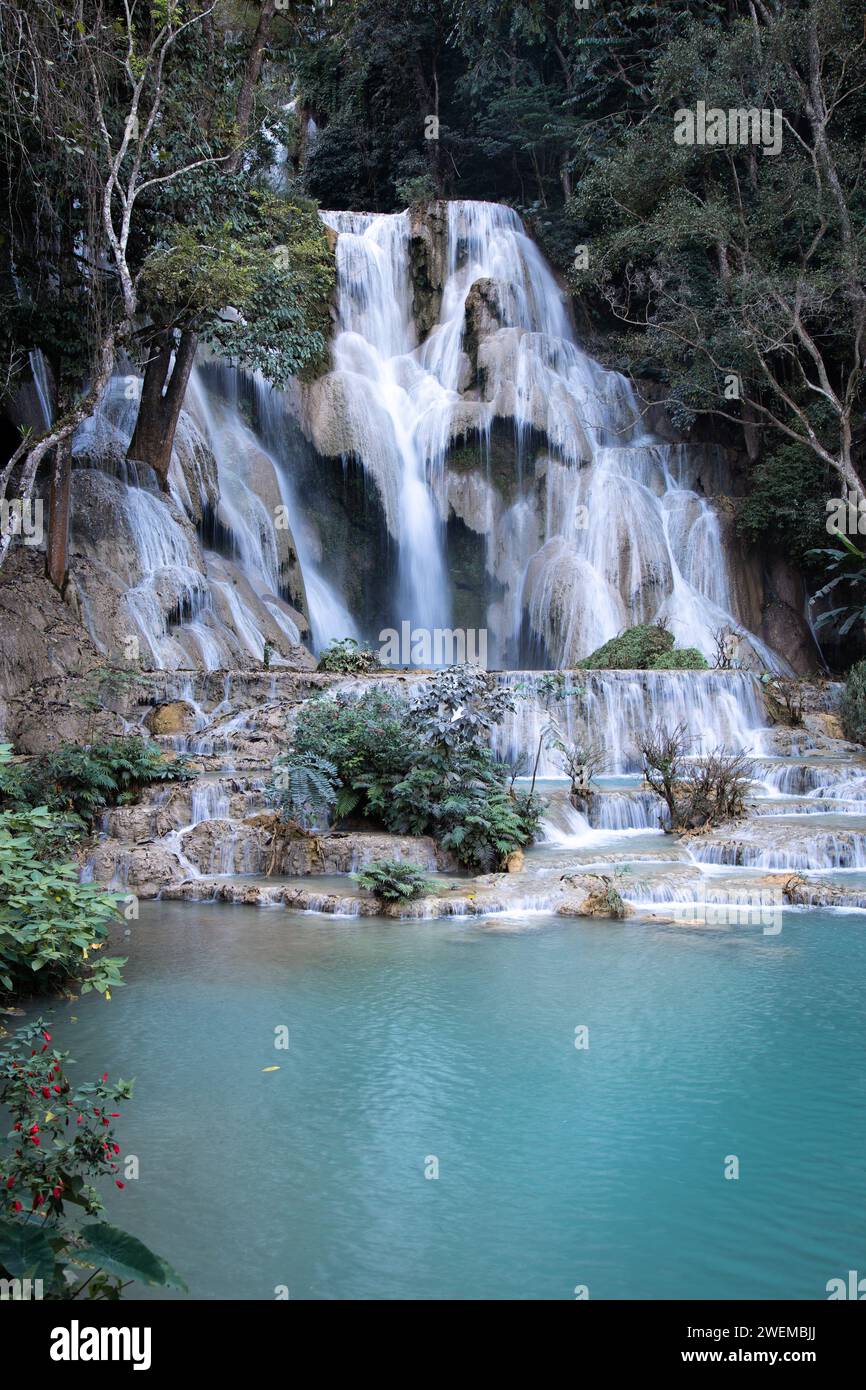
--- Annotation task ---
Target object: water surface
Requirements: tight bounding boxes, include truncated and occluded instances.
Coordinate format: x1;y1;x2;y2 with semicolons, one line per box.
36;902;866;1300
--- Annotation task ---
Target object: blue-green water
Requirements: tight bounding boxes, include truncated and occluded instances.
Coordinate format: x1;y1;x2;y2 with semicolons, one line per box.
33;902;866;1300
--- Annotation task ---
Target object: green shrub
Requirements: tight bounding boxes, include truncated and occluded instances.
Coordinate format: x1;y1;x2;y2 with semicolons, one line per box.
649;648;709;670
268;753;337;829
0;805;125;1004
316;637;379;674
841;660;866;744
284;668;541;871
737;442;829;566
356;859;437;902
578;623;675;670
0;1019;185;1298
1;737;191;830
292;686;409;820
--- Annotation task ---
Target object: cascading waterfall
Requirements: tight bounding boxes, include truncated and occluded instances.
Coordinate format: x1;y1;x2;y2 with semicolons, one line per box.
313;200;780;670
495;669;771;776
320;209;451;630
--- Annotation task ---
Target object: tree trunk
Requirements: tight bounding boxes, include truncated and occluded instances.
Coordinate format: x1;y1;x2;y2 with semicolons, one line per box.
46;439;72;591
127;327;198;489
225;0;278;175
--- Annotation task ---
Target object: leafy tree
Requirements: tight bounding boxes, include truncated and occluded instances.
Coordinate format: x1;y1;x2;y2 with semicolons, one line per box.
569;0;866;503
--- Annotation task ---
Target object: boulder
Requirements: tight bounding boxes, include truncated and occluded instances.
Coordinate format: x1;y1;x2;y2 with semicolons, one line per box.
144;700;199;736
557;873;629;919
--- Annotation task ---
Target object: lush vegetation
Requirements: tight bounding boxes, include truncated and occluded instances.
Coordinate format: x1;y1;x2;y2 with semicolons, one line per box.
840;662;866;746
356;860;437;904
0;0;335;578
0;740;187;1004
649;649;709;671
0;806;125;1004
316;638;380;675
0;738;192;833
0;1019;184;1297
273;665;541;872
578;624;674;671
807;534;866;642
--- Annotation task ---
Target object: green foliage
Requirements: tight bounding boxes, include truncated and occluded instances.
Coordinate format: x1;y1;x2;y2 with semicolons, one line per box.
144;188;335;386
807;533;866;640
649;648;709;670
1;738;192;831
284;669;540;871
578;624;675;670
840;661;866;745
737;444;830;566
316;637;379;674
268;753;337;830
0;804;125;1003
0;1019;186;1297
567;0;866;492
394;173;438;209
356;859;437;902
292;686;409;823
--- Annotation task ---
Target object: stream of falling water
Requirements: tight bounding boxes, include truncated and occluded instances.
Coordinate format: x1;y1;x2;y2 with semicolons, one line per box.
316;200;780;669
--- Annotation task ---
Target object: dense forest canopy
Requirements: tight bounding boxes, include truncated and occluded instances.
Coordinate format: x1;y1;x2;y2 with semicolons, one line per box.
0;0;863;652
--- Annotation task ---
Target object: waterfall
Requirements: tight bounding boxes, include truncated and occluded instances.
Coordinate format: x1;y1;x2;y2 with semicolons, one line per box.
495;669;771;775
66;198;788;675
313;200;781;669
320;209;451;630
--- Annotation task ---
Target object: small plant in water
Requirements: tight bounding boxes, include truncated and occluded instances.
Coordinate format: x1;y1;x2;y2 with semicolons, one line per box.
356;859;438;903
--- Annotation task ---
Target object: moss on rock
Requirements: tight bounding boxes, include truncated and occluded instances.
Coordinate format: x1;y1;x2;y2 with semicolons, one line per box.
650;648;709;670
577;623;675;670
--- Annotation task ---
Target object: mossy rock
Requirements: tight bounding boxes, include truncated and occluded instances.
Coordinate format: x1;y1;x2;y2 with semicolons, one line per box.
577;624;675;670
649;648;709;670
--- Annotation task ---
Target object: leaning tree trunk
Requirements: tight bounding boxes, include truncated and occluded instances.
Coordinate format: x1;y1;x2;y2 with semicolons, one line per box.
46;438;72;591
127;326;198;490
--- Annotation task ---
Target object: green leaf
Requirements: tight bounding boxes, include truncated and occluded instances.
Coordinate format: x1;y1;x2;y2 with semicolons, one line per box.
0;1217;57;1281
76;1222;187;1290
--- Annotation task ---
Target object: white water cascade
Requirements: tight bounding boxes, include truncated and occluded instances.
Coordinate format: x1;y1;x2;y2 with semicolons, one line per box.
312;200;780;669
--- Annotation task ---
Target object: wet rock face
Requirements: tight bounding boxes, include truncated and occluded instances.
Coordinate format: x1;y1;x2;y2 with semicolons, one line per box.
87;840;187;899
409;200;448;337
278;832;449;877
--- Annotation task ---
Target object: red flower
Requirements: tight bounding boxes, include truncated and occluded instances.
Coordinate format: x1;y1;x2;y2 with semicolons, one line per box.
12;1200;22;1212
41;1087;51;1098
43;1031;51;1042
115;1180;125;1189
53;1186;62;1199
6;1177;14;1189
